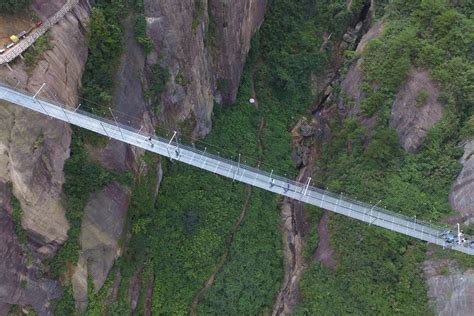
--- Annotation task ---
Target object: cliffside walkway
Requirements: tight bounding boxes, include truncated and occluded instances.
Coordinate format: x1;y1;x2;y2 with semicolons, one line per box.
0;83;472;256
0;0;79;65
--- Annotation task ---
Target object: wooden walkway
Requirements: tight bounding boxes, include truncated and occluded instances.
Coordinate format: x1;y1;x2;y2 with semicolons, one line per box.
0;0;79;65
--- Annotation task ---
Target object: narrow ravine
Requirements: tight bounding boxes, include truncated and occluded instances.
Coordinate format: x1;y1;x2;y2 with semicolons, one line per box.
272;140;318;315
272;3;374;312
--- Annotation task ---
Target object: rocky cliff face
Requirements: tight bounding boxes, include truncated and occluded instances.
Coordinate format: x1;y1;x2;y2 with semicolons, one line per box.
144;0;266;138
337;20;383;128
424;258;474;316
72;182;131;312
390;68;443;153
0;0;92;313
0;0;91;252
449;140;474;223
0;182;62;315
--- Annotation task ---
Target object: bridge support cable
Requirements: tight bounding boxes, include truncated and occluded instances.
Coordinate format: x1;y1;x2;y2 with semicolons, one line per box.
0;83;473;256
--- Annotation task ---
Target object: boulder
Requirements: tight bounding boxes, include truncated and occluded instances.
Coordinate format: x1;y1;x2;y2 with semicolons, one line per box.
390;68;443;152
300;121;316;137
343;33;356;43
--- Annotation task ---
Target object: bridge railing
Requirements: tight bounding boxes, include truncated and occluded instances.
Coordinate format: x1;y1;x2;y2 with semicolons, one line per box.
1;81;473;255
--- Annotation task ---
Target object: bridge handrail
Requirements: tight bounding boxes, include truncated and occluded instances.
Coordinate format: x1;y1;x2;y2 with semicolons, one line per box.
1;81;472;255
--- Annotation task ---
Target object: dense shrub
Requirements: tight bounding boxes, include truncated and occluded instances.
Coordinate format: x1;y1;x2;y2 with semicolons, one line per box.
81;1;126;115
134;15;153;53
297;1;474;313
0;0;31;13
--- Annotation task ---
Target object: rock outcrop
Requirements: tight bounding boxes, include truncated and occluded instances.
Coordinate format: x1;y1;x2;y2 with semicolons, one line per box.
0;0;92;312
144;0;266;138
0;181;62;315
0;0;91;252
424;258;474;316
390;68;443;153
449;140;474;223
72;182;130;312
338;20;384;113
81;182;130;290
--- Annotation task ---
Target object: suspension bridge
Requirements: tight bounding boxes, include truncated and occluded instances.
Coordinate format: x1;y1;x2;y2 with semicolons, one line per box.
0;82;472;256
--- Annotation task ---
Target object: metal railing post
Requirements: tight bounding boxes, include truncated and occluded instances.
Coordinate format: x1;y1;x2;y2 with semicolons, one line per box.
109;107;124;140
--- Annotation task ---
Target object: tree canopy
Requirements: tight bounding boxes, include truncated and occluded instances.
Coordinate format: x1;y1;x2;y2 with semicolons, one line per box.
0;0;31;13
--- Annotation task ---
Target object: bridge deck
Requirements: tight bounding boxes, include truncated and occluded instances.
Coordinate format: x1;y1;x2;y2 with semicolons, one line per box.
0;84;472;256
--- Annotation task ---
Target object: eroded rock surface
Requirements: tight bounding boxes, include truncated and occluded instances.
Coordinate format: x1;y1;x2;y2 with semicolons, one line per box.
145;0;266;138
313;211;337;269
0;0;91;250
0;181;61;315
424;258;474;316
390;68;443;153
71;255;88;313
79;182;131;292
449;140;474;223
338;20;384;117
33;0;68;19
0;1;92;311
355;19;383;54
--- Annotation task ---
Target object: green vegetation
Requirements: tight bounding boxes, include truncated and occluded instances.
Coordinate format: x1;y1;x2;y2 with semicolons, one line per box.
11;195;27;244
196;190;282;315
297;0;474;314
54;285;75;315
130;0;152;52
416;88;430;107
132;0;373;313
8;304;37;316
192;0;205;30
0;0;31;13
134;15;153;53
51;128;131;277
24;32;52;71
86;272;116;315
51;0;474;314
147;64;170;114
461;116;474;141
176;70;189;86
361;0;473;120
81;0;127;116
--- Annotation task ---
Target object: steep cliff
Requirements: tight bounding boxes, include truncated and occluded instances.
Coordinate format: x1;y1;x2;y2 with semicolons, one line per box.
0;0;92;313
145;0;266;138
65;0;268;311
449;140;474;223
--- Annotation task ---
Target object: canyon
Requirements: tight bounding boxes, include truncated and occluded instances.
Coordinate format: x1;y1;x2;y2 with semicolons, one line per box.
0;0;472;315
